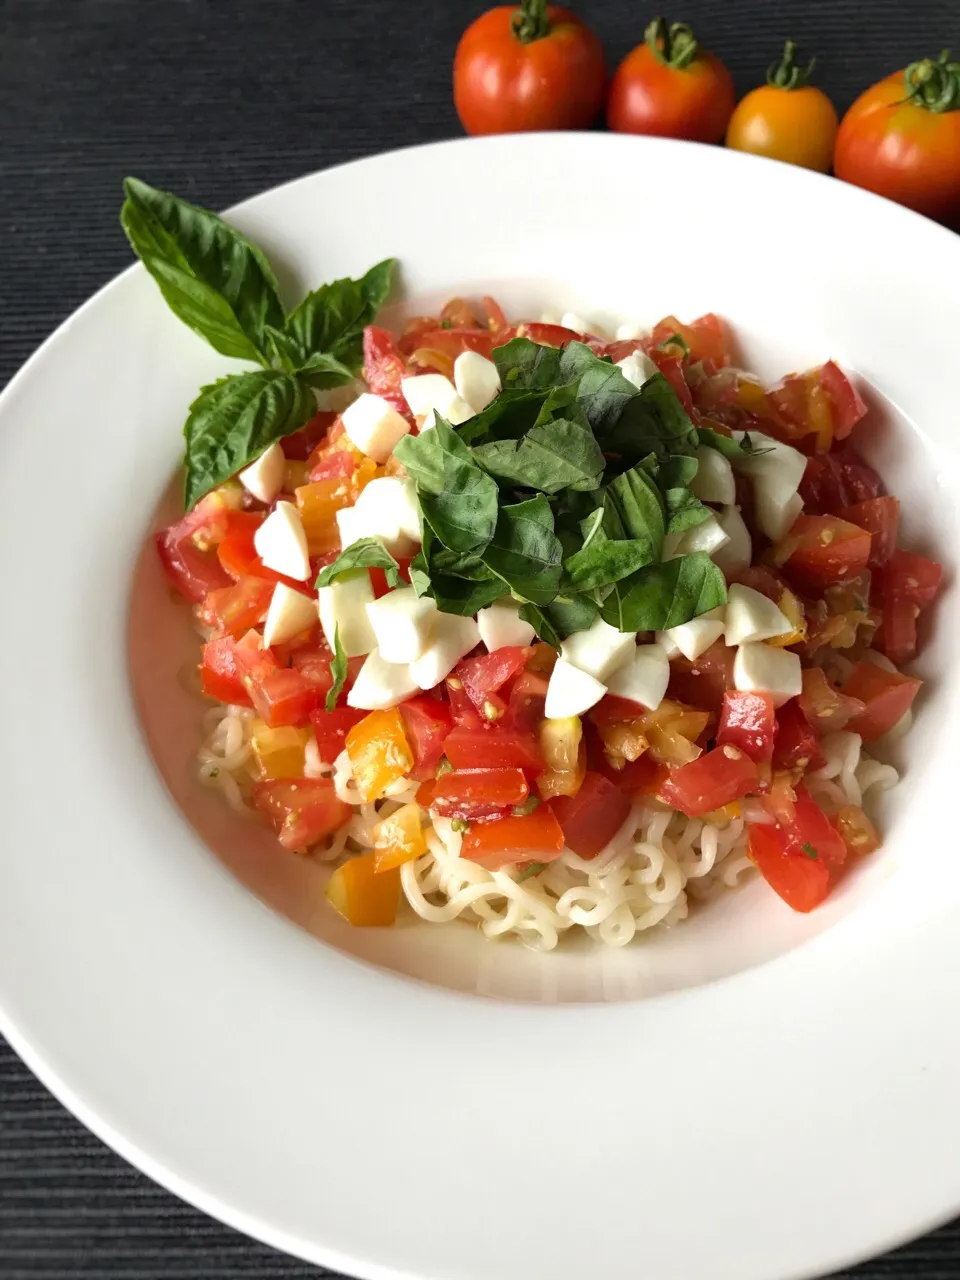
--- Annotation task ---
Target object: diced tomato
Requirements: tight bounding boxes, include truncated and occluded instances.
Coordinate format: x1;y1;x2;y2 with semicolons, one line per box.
876;601;918;666
235;639;323;728
797;668;864;735
657;746;758;819
345;708;414;801
461;807;566;871
799;453;846;515
309;450;357;482
399;696;453;780
156;493;237;603
445;676;484;729
483;295;509;333
833;443;882;503
819;362;868;441
372;802;427;873
842;661;922;741
252;777;351;851
874;548;943;609
456;646;531;721
779;514;871;591
516;321;585;347
666;640;735;712
748;784;847;912
407;326;502;363
833;804;881;858
198;575;274;637
768;362;866;451
648;345;696;416
363;326;411;416
731;565;787;602
507;671;550;733
717;691;776;763
431;767;529;820
548;771;631;857
837;496;899;569
216;509;307;590
652;312;732;366
310;706;367;763
442;725;544;774
279;410;338;461
772;699;825;772
594;747;667;799
369;558;411;599
200;634;253;706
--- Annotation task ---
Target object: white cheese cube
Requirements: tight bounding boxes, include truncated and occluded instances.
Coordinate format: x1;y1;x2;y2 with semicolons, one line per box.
724;585;793;647
667;515;730;559
238;442;285;504
341;393;410;463
691;446;736;506
560;616;636;681
477;602;536;651
616;350;659;389
654;629;681;659
545;659;607;718
401;374;458;418
262;583;318;648
365;587;438;663
419;395;475;430
734;432;806;504
561;311;593;335
253;501;311;581
615;321;648;341
317;572;376;658
335;505;366;551
606;643;669;711
733;643;802;707
711;506;753;579
409;614;481;690
755;488;803;542
345;476;421;554
346;649;419;711
662;606;726;661
454;351;501;413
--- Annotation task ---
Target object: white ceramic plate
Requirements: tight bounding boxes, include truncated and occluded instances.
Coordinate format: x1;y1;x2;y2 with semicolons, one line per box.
2;134;960;1280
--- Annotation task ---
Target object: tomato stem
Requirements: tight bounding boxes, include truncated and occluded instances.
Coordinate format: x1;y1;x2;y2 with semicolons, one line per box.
645;17;699;70
766;40;816;90
512;0;549;44
903;49;960;112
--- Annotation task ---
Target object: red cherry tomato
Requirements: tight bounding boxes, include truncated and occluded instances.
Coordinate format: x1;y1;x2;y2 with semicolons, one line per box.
835;51;960;224
454;0;606;136
606;18;735;144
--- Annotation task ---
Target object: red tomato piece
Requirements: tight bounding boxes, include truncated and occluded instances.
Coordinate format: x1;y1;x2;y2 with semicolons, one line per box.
656;745;758;818
200;634;254;707
442;725;544;773
874;548;943;609
769;362;866;450
155;493;236;603
798;668;865;735
431;767;529;821
281;410;339;461
235;641;323;728
445;677;485;730
748;784;847;912
363;326;410;416
309;706;368;763
651;313;731;367
399;696;453;781
461;807;566;872
252;778;351;852
506;671;550;733
198;575;274;637
717;691;776;763
842;661;922;741
666;640;734;712
548;771;631;857
833;444;882;504
216;510;306;590
780;514;871;591
517;321;585;347
772;699;825;772
309;450;357;483
456;646;531;719
837;496;900;568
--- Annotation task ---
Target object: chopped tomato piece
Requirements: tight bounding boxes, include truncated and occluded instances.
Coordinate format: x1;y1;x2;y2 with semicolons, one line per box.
833;804;881;858
362;326;410;416
596;750;667;799
537;716;585;799
445;676;485;729
483;295;508;332
345;708;414;801
548;772;631;858
200;634;253;707
461;807;566;871
408;326;502;364
798;668;865;735
666;640;734;712
748;785;847;912
281;410;339;461
308;450;357;482
657;746;759;819
837;496;899;568
372;803;427;872
431;767;528;820
651;312;732;366
768;362;866;450
216;509;306;590
717;691;776;763
516;321;585;347
842;661;922;741
326;853;401;926
442;724;543;774
399;696;453;780
309;706;367;763
249;721;310;780
648;344;697;416
874;548;942;609
155;491;238;602
234;637;322;728
506;671;550;733
779;514;871;591
772;699;825;772
198;575;274;637
252;777;351;851
456;646;531;721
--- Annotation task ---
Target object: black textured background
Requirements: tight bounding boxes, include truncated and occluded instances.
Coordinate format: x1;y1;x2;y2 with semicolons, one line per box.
2;1;959;1276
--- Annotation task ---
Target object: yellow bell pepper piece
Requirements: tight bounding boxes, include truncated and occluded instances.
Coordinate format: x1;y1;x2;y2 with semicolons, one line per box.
345;708;414;802
249;719;311;779
372;802;427;872
326;853;401;926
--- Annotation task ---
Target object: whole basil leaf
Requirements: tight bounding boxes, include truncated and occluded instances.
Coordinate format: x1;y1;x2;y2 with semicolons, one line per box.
315;538;403;589
562;535;654;592
183;371;316;509
558;341;640;436
603;373;699;465
394;419;498;554
520;596;600;648
607;464;666;557
600;552;727;631
658;454;699;489
325;627;348;713
455;386;547;447
474;389;605;495
282;259;396;384
492;337;562;389
665;488;712;535
121;177;284;364
481;495;563;605
411;527;503;615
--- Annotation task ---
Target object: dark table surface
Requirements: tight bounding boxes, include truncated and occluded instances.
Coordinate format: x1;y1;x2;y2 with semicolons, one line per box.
3;1;960;1276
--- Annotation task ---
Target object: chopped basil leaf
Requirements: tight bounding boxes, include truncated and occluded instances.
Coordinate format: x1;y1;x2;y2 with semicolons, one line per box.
480;495;563;605
801;842;819;860
394;419;499;554
516;861;547;882
511;796;541;817
450;818;471;834
325;626;348;713
315;538;403;589
601;553;727;632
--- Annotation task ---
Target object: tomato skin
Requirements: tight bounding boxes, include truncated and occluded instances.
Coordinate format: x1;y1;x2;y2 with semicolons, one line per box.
837;496;900;568
461;807;566;870
842;661;922;741
454;6;606;136
399;696;453;781
252;778;351;852
548;772;631;857
506;670;549;734
155;493;238;603
726;83;838;172
607;40;734;143
716;691;776;763
871;548;942;663
772;699;825;772
835;68;960;223
200;634;254;707
442;725;543;774
798;668;864;735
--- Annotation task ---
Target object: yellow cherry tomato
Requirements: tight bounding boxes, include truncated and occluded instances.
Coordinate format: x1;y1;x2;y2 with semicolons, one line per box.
726;41;838;173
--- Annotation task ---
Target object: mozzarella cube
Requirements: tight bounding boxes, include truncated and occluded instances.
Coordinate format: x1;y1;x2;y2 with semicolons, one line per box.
238;441;285;504
262;583;319;648
560;616;636;681
409;614;481;690
341;393;410;463
662;606;726;661
345;476;421;554
691;446;736;506
724;585;793;647
401;373;458;418
711;505;753;579
654;629;681;659
616;350;659;390
253;501;311;581
317;572;376;658
561;311;593;335
606;643;669;711
347;649;419;711
335;505;367;551
419;394;475;431
365;587;438;663
545;659;607;718
616;321;648;341
454;351;501;413
733;431;806;540
755;488;803;542
477;602;535;651
666;515;730;559
733;643;802;707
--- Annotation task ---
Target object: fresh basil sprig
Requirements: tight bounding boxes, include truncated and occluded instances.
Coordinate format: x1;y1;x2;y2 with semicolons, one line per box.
120;177;395;508
315;538;404;589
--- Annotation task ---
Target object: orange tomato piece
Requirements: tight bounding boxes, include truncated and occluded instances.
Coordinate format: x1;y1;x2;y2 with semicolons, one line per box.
833;805;881;857
326;853;402;926
372;803;427;872
249;720;311;780
345;709;414;801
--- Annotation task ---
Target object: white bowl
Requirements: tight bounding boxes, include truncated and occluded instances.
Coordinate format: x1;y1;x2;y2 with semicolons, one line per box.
2;134;960;1280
